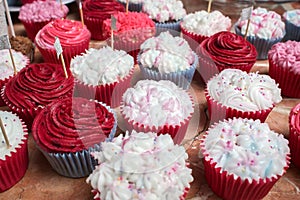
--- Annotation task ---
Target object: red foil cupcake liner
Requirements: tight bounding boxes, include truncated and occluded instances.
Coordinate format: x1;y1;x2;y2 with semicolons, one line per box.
74;66;135;108
0;121;28;192
289;105;300;169
20;20;51;41
205;89;274;123
0;77;11;107
84;16;108;41
180;24;207;51
36;38;90;69
269;58;300;98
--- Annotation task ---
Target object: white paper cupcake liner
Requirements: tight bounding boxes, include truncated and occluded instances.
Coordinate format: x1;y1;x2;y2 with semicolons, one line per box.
155;20;181;37
138;52;198;90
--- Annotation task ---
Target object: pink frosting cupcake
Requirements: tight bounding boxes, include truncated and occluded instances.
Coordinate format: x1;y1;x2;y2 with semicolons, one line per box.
268;40;300;98
35;19;91;68
289;103;300;169
18;0;68;41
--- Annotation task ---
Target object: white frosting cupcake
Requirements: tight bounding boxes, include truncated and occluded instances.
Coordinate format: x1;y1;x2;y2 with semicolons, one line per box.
140;31;194;73
181;10;231;36
87;130;193;200
122;80;193;127
201;118;289;181
207;69;282;112
70;46;134;85
143;0;186;23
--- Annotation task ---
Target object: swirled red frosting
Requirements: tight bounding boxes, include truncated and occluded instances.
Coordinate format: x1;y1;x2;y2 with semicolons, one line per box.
290;103;300;134
83;0;125;19
35;19;91;48
32;97;116;153
199;31;257;67
4;63;74;109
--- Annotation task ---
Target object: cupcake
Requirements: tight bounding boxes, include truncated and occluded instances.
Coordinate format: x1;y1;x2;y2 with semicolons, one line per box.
0;49;29;107
87;130;193;200
289;103;300;169
283;9;300;41
0;111;28;192
118;0;143;12
102;11;155;63
82;0;125;40
18;0;69;41
10;36;35;62
235;7;285;60
180;10;231;50
268;40;300;98
120;80;194;144
32;97;117;178
35;19;91;68
142;0;186;36
200;118;290;200
138;31;197;89
1;63;74;130
206;69;282;123
197;31;257;83
70;46;135;108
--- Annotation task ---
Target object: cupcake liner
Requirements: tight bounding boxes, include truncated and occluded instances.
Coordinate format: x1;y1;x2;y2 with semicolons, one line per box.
283;20;300;42
155;20;181;37
138;52;198;90
35;37;90;69
21;0;35;4
84;16;109;41
0;119;28;192
180;23;207;51
269;57;300;98
120;94;194;145
74;66;135;108
20;20;51;41
114;41;140;65
235;24;285;60
120;1;143;12
32;100;117;178
289;124;300;169
205;89;274;123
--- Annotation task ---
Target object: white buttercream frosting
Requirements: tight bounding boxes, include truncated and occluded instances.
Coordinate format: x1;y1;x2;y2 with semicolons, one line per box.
207;69;282;111
237;7;285;39
202;118;289;182
140;31;194;73
181;10;231;36
0;111;27;160
122;80;193;127
143;0;186;23
283;9;300;26
86;130;193;200
70;46;134;85
0;49;29;80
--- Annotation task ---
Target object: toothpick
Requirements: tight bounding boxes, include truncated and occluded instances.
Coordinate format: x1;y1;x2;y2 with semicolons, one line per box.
111;15;117;50
8;48;17;75
3;0;15;37
207;0;213;13
0;116;10;149
60;54;68;78
244;19;251;39
79;0;84;27
126;0;129;14
60;0;63;10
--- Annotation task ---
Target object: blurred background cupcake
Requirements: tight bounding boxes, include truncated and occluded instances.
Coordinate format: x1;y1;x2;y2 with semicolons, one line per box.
283;9;300;41
10;36;35;63
0;49;29;107
180;10;231;50
289;103;300;169
200;118;290;200
138;31;197;89
118;0;143;12
205;69;282;124
197;31;257;83
82;0;125;40
142;0;186;36
70;46;135;108
87;130;193;200
120;80;194;144
268;40;300;98
35;18;91;68
18;0;69;41
32;97;117;178
0;111;28;192
235;7;285;60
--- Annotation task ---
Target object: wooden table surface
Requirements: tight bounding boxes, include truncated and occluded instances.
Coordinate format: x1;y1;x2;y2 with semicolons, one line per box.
1;1;300;199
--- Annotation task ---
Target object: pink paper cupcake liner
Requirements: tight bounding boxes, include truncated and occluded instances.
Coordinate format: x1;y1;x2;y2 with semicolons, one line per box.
269;58;300;98
74;66;135;108
0;120;28;192
205;89;274;123
36;38;90;69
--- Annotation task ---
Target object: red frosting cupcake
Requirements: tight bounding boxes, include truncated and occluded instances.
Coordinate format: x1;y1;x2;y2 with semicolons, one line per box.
83;0;125;40
1;63;74;129
289;103;300;169
35;19;91;68
196;31;257;83
32;97;117;178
